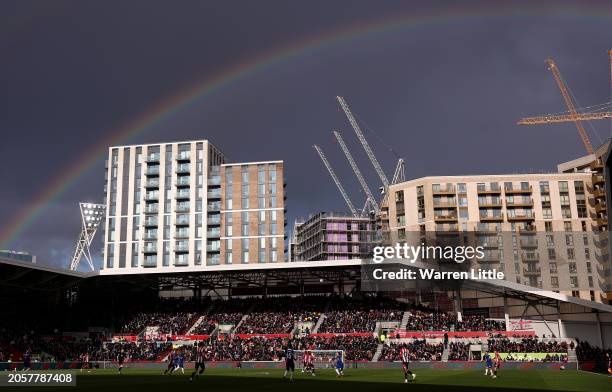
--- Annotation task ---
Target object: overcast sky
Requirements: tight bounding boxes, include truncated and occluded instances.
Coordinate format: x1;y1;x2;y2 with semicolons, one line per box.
2;0;612;269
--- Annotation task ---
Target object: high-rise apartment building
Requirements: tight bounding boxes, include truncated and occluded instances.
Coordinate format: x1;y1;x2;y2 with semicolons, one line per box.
385;172;610;303
102;140;285;274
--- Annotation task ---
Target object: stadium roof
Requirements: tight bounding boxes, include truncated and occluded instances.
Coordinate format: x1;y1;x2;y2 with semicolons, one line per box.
2;256;611;314
0;255;90;299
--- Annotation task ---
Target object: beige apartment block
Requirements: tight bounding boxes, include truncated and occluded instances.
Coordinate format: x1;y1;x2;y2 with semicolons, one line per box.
385;172;609;303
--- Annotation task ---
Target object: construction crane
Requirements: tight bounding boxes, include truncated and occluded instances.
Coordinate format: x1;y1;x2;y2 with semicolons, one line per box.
518;58;604;154
391;158;406;185
544;58;594;154
333;131;380;214
609;49;612;88
336;96;390;188
313;144;358;217
518;112;612;125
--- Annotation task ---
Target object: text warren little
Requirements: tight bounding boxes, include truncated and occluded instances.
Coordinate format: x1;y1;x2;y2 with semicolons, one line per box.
372;268;505;281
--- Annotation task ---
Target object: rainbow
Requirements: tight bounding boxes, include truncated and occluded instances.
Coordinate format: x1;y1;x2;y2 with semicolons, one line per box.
2;1;612;250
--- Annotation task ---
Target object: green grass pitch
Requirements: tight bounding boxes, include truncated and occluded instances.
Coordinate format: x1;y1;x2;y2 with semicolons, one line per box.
5;368;610;392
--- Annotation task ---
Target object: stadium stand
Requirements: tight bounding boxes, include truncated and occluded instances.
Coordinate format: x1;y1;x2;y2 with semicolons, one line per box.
487;337;570;354
379;339;444;361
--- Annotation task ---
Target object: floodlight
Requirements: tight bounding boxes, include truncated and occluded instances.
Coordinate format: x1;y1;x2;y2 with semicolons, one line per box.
70;202;106;271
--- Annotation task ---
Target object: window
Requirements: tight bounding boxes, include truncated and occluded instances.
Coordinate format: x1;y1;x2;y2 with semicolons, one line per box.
547;248;556;260
569;262;577;274
561;207;572;219
397;215;405;226
570;276;578;288
551;276;559;288
398;228;406;240
567;248;575;260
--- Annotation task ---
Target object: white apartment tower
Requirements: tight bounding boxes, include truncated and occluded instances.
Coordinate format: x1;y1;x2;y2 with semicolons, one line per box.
102;140;285;274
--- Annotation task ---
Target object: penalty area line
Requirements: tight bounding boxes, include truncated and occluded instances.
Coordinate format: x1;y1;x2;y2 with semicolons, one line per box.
577;369;611;377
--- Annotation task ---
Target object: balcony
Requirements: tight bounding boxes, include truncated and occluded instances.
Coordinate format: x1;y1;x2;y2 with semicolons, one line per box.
595;201;607;213
145;153;160;163
593;188;606;198
592;173;605;185
478;199;503;208
521;252;539;262
478;240;499;249
507;211;535;221
176;164;190;174
590;159;604;171
208;176;221;186
175;190;190;200
433;212;458;222
176;177;190;187
206;229;221;238
207;202;221;212
175;204;190;213
144;218;158;227
519;238;538;248
504;185;532;194
478;252;500;262
474;224;500;234
145;179;160;188
143;232;158;240
175;243;189;253
432;185;455;195
523;267;541;276
175;231;190;239
435;224;459;232
175;216;189;226
177;151;191;162
206;245;221;252
433;200;457;208
207;217;221;225
207;190;221;199
143;256;157;267
477;185;502;194
144;206;159;214
506;198;534;207
145;167;160;176
596;216;608;227
143;243;157;253
144;193;159;202
518;225;536;235
479;213;504;222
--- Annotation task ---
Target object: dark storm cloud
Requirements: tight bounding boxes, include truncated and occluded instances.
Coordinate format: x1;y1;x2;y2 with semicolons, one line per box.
2;0;612;268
